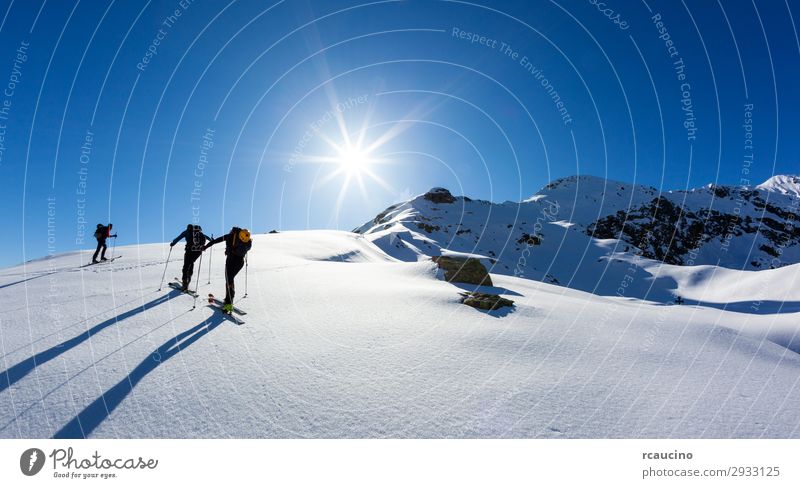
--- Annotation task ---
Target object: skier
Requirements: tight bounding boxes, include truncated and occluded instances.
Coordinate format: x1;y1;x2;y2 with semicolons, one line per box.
92;223;117;263
170;224;211;291
202;227;252;314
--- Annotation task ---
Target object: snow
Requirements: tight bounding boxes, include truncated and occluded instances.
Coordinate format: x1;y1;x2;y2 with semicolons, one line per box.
357;175;800;301
525;174;659;225
2;230;800;438
756;175;800;197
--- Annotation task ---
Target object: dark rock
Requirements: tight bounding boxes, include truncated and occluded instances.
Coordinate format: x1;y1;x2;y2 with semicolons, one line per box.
371;203;401;227
711;185;732;198
760;244;779;257
416;222;440;233
432;255;493;286
516;233;541;245
459;292;514;310
424;187;456;204
587;195;800;267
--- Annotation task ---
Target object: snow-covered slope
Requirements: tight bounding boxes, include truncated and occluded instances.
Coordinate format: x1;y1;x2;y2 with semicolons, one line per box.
757;175;800;197
1;231;800;438
356;176;800;301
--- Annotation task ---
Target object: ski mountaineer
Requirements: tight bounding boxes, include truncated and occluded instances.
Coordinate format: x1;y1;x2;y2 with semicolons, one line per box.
202;227;252;314
170;224;211;292
92;223;117;263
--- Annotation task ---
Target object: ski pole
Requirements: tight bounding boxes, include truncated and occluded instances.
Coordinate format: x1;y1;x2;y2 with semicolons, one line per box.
192;251;203;310
111;236;117;258
207;234;213;284
243;254;248;299
158;246;172;291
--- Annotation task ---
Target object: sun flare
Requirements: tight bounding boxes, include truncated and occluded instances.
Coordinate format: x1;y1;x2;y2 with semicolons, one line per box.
294;89;419;217
337;145;371;173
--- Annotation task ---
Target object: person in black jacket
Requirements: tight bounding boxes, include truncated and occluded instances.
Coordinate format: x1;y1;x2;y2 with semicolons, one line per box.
202;227;252;313
170;224;211;291
92;223;117;263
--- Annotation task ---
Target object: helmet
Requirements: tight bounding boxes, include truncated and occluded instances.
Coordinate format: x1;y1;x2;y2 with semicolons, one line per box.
238;228;251;243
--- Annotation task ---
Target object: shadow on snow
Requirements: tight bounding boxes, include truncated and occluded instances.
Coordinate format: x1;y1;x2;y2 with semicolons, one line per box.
0;290;180;393
678;299;800;315
0;271;58;291
53;313;225;438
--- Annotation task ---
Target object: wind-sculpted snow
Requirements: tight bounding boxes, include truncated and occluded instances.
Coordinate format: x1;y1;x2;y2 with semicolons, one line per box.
1;230;800;438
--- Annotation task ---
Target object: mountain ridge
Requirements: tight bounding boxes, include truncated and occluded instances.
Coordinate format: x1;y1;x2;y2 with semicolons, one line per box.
355;175;800;300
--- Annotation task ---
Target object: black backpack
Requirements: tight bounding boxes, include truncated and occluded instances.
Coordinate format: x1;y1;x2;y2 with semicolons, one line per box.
228;227;251;258
94;224;106;240
189;225;206;251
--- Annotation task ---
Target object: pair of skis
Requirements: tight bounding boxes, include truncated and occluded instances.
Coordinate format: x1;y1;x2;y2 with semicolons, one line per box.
168;280;199;297
168;279;246;324
81;255;122;268
207;294;246;325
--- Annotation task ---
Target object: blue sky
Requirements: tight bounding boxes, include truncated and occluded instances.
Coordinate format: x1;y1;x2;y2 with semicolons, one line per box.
0;0;797;266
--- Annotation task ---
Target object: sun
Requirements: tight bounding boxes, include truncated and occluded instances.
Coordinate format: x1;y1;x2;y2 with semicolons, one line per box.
292;88;420;216
337;145;371;173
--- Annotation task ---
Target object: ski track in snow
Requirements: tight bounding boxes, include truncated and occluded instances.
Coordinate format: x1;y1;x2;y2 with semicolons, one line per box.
0;230;799;438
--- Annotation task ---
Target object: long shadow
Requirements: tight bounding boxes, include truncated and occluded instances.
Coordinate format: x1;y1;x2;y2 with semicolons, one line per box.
678;299;800;315
0;290;180;393
1;294;158;359
450;282;523;297
0;272;57;290
53;313;225;439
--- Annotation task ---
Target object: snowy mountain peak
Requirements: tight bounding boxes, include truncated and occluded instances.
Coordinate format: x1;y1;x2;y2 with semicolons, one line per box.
756;175;800;197
423;187;457;204
539;174;655;191
525;174;658;203
357;174;800;284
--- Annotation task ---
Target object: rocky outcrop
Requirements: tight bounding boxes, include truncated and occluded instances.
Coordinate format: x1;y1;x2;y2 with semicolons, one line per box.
432;255;493;287
356;176;800;273
459;292;514;311
424;187;456;204
588;192;800;267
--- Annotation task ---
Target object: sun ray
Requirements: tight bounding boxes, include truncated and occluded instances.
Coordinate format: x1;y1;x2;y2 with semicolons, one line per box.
314;164;347;188
355;93;380;151
355;171;368;202
360;97;441;155
293;89;414;207
359;165;396;193
331;171;354;226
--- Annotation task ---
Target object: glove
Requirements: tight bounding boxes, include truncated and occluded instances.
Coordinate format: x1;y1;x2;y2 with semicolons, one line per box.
170;242;175;248
112;234;118;238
